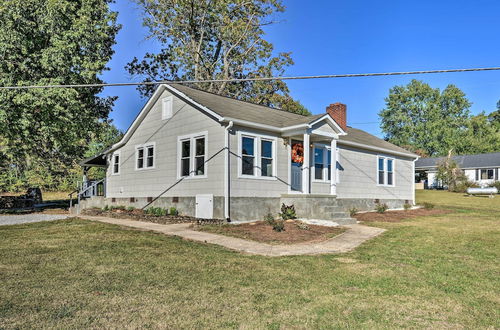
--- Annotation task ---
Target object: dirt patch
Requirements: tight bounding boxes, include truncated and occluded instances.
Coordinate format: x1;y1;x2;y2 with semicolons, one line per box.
354;208;451;223
194;220;346;245
82;208;223;225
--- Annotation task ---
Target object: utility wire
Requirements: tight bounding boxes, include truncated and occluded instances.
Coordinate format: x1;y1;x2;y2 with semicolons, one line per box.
1;66;500;90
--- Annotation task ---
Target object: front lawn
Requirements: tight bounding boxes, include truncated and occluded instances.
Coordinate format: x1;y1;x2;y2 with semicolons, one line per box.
0;190;498;328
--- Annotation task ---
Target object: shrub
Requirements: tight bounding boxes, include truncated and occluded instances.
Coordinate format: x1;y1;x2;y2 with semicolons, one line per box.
272;219;285;232
126;206;135;212
403;203;412;211
146;207;167;216
264;213;275;225
280;203;297;220
490;181;500;191
348;207;358;217
110;205;126;211
102;205;109;211
296;221;309;230
452;180;479;193
375;203;388;213
422;202;434;209
169;207;179;216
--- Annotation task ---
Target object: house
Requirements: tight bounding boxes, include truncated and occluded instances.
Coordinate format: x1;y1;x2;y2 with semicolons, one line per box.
415;152;500;189
76;83;418;223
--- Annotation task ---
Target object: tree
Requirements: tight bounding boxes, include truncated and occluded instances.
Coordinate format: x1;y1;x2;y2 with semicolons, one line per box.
379;80;472;156
435;150;469;192
127;0;310;115
0;0;120;191
461;111;500;154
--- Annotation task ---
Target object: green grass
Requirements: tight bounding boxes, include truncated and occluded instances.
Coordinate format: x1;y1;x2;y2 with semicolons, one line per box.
0;190;499;328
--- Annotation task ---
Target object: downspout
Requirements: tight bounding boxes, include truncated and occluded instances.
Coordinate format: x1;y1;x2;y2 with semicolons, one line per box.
224;121;233;221
412;156;419;205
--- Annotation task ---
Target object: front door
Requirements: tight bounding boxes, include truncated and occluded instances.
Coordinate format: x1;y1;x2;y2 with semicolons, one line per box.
291;140;303;191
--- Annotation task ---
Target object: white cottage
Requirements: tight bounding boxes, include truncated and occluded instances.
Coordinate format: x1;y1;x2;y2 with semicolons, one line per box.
77;83;418;223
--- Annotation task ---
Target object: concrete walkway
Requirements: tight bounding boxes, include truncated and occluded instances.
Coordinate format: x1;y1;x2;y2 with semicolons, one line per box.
79;216;386;257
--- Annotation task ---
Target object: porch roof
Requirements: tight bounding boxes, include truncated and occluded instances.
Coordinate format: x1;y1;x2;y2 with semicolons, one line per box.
80;152;107;167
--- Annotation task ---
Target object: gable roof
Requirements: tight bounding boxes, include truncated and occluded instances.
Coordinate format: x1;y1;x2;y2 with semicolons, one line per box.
83;83;417;165
415;152;500;170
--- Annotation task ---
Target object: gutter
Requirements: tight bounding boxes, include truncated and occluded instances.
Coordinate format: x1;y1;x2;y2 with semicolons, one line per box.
336;140;419;159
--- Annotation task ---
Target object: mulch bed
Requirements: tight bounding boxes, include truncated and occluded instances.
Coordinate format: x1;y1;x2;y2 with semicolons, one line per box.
195;220;346;245
81;208;223;225
354;208;451;223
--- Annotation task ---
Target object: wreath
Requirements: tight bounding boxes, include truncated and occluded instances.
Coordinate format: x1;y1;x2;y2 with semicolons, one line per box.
291;143;304;164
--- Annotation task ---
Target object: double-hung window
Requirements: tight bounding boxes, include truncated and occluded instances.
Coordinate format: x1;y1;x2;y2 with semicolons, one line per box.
314;144;338;182
178;132;207;178
480;169;494;180
112;152;120;175
136;143;155;170
239;133;276;179
377;156;395;186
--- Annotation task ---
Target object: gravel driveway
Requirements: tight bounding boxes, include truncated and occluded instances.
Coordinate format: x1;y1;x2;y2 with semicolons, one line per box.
0;214;69;226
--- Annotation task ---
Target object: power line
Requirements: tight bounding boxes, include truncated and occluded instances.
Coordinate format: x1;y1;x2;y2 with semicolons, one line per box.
1;66;500;90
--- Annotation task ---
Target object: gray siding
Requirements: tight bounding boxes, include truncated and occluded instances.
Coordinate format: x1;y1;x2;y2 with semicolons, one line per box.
106;89;226;198
336;145;414;200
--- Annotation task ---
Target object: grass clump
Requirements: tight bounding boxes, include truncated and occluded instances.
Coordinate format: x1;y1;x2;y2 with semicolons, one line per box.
348;207;358;217
422;202;435;210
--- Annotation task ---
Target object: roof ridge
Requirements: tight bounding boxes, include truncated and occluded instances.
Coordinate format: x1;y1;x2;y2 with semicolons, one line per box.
169;82;312;119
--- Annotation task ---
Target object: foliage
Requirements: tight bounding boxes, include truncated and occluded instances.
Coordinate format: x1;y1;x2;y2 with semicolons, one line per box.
264;213;275;225
271;219;285;232
403;203;412;211
126;206;135;212
127;0;310;115
379;80;500;156
296;221;310;230
0;0;120;192
436;150;469;192
375;203;388;213
169;207;179;216
102;205;109;211
280;203;297;220
489;181;500;191
146;207;167;217
453;180;479;193
422;202;435;210
348;207;358;217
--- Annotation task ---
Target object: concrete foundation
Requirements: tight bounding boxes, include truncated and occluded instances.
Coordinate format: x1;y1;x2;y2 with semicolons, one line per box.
72;195;410;225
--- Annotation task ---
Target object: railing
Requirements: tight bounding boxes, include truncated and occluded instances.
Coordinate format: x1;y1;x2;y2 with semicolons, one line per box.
69;179;105;214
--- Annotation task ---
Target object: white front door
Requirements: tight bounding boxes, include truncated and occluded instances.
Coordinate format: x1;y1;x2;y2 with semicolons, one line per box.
195;194;213;219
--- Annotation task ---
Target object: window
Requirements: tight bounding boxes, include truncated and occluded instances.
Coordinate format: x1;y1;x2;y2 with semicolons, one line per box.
162;96;173;120
112;152;120;175
314;148;324;180
136;143;155;170
242;137;255;175
480;169;494;180
239;133;276;179
261;140;273;177
377;156;395;186
178;132;207;178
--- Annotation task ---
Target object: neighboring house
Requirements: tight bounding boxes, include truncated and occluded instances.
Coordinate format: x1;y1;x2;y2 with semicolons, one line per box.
77;83;418;223
415;152;500;189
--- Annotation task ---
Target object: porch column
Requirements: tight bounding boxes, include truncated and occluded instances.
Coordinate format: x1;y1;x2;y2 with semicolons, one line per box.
330;139;337;195
302;133;310;194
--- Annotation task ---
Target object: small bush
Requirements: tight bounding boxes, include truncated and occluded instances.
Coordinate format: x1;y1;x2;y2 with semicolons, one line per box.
169;207;179;216
272;219;285;232
375;203;388;213
110;205;126;211
403;203;412;211
102;205;109;211
264;213;275;225
490;181;500;191
348;207;358;217
280;203;297;220
452;180;479;193
422;202;434;210
146;207;167;216
296;221;309;230
126;206;135;212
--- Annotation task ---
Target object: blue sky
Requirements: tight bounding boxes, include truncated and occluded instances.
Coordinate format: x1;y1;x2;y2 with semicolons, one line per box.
101;0;500;137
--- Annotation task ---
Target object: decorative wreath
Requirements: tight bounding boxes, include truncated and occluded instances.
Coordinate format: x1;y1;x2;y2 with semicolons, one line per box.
291;143;304;164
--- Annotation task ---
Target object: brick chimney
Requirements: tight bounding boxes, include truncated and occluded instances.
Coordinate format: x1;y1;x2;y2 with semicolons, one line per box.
326;103;347;131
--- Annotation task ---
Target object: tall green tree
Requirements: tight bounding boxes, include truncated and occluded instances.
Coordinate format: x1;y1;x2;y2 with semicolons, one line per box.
127;0;309;115
379;80;472;156
0;0;120;190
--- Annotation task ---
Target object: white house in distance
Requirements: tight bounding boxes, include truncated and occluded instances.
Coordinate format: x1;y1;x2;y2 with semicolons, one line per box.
77;83;418;223
415;152;500;189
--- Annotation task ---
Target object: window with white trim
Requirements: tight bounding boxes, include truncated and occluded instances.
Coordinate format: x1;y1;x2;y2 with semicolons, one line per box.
480;169;494;180
136;143;155;170
112;152;120;175
314;144;338;182
377;156;395;186
162;96;173;120
178;132;207;178
239;133;276;178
